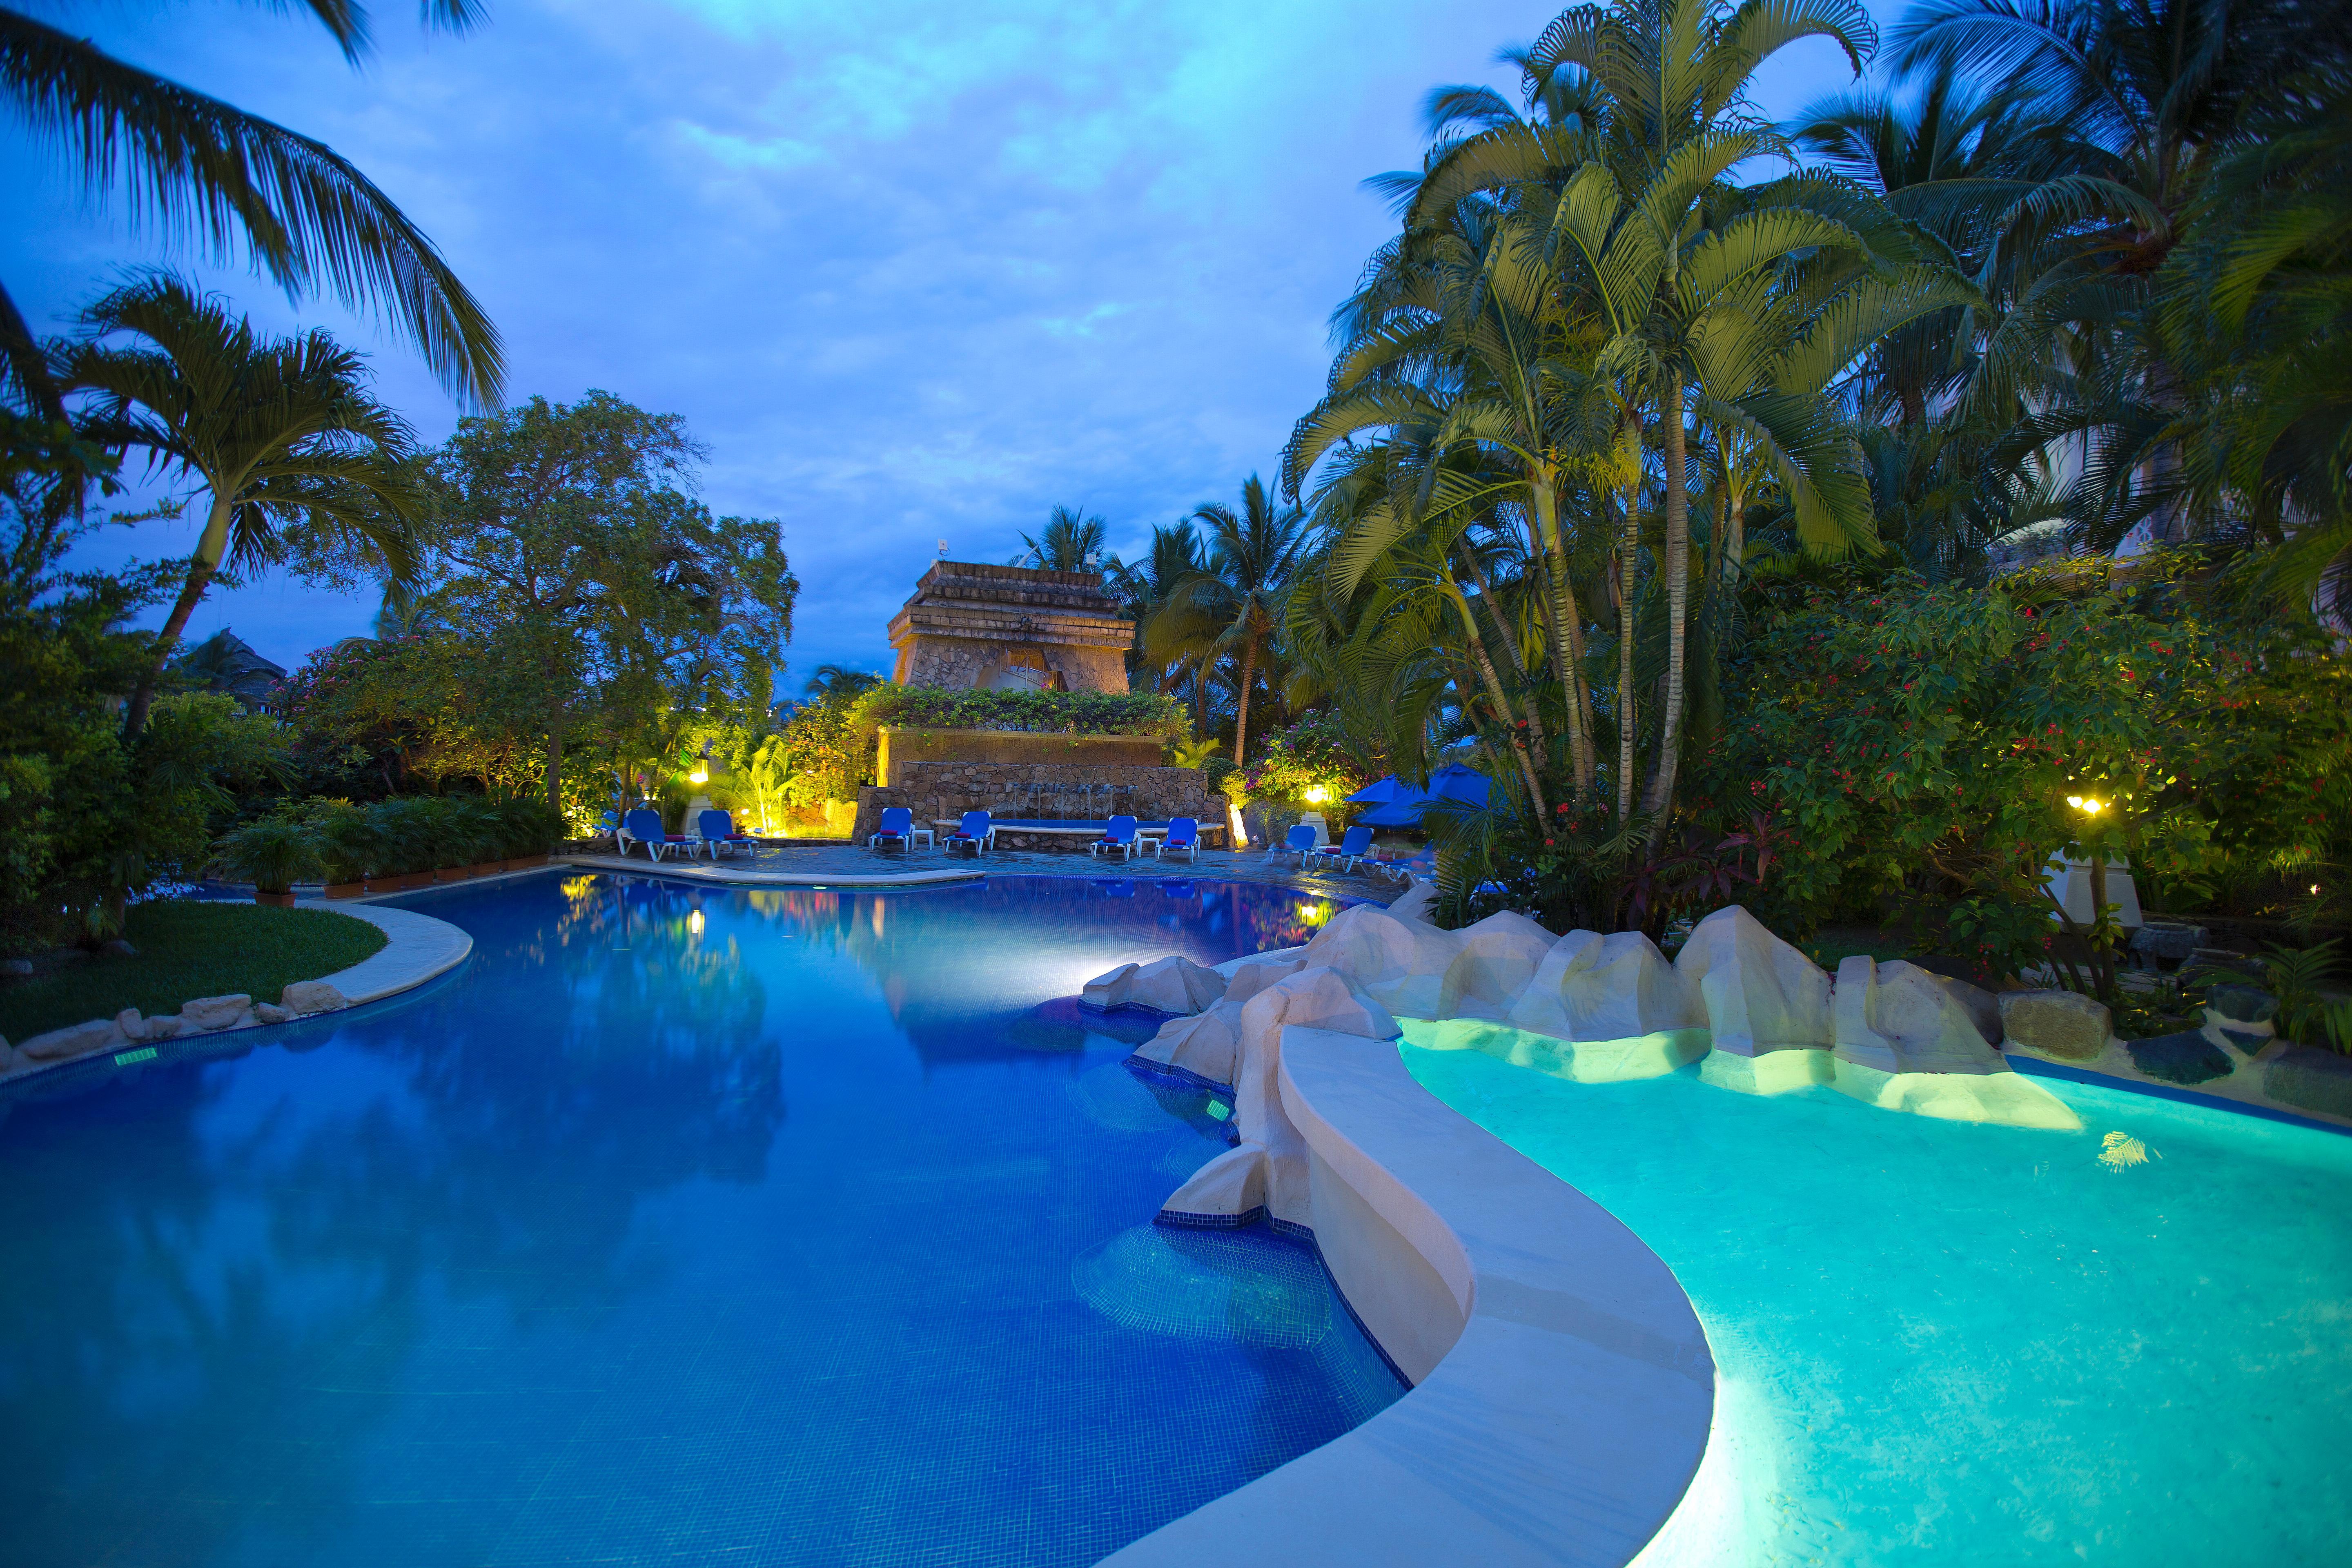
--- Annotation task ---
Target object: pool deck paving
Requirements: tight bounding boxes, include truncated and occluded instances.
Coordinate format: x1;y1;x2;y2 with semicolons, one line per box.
552;843;1408;905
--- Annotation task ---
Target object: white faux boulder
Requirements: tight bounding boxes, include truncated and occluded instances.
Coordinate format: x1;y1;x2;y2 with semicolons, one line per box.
1385;881;1438;925
1165;966;1400;1227
1134;1006;1243;1085
280;980;351;1016
1161;1140;1270;1220
1508;929;1707;1044
1220;953;1307;1009
1298;904;1463;1018
1675;906;1833;1057
115;1008;147;1040
1081;956;1227;1014
1437;911;1558;1019
255;1002;296;1025
20;1018;126;1062
1834;958;2005;1075
178;994;254;1033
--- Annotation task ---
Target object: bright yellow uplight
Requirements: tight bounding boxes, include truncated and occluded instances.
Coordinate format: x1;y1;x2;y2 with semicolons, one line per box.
1303;785;1330;804
2067;795;2105;814
688;764;709;785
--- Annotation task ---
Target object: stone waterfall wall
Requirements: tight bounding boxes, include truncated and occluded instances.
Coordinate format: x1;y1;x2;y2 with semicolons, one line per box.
851;762;1228;849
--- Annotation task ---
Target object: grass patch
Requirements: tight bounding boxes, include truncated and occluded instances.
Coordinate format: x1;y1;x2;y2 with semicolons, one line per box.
0;902;388;1042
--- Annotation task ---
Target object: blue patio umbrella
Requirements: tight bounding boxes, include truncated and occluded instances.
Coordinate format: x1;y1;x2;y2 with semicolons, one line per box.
1351;765;1491;827
1425;762;1491;806
1344;775;1422;805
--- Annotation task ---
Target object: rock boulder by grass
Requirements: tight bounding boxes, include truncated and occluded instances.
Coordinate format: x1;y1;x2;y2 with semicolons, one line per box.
0;902;386;1042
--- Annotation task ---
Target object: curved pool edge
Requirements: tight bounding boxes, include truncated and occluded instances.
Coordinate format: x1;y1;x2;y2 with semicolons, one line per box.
1101;1026;1715;1567
0;901;472;1090
296;898;475;1004
555;852;988;888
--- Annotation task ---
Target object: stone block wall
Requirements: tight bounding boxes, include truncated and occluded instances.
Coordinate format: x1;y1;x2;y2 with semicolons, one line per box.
851;763;1229;850
876;727;1165;785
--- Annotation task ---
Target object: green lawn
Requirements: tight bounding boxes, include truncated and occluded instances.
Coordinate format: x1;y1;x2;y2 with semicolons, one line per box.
1;902;389;1042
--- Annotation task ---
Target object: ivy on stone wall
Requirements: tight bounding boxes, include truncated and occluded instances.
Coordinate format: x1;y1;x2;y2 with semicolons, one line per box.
855;686;1187;739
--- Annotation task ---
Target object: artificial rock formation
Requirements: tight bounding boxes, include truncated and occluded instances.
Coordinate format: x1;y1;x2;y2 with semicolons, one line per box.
1135;894;2088;1225
1130;952;1307;1084
1998;990;2112;1061
1507;929;1706;1045
1833;958;2006;1076
1673;906;1833;1057
1082;956;1227;1015
1160;966;1400;1226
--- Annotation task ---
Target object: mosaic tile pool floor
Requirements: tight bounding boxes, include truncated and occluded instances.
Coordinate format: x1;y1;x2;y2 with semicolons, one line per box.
0;875;1403;1567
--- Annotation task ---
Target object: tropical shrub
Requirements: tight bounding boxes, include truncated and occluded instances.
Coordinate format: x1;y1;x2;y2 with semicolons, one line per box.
855;685;1187;739
1693;559;2352;987
218;793;568;885
210;817;324;894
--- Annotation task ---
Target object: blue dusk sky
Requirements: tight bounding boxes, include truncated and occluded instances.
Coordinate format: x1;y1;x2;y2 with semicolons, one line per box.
5;0;1895;688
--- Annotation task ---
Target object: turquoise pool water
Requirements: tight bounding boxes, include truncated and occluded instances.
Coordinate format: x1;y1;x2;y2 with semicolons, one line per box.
1403;1029;2352;1566
0;874;1400;1568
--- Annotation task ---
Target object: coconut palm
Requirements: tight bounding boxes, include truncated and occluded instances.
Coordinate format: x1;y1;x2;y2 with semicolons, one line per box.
1012;504;1108;572
1145;476;1306;765
59;274;422;738
1106;520;1207;693
0;1;503;410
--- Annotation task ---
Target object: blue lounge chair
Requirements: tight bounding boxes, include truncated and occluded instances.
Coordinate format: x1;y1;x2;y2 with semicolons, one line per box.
946;810;993;855
1091;814;1140;860
1311;823;1375;873
868;805;915;851
1280;823;1319;866
1151;816;1200;863
693;808;751;859
620;808;676;861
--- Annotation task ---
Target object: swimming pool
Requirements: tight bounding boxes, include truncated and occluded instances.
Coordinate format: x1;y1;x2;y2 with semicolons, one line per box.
0;874;1400;1568
1402;1022;2352;1566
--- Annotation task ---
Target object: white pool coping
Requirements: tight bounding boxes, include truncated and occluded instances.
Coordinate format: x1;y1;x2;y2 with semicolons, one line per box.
296;898;474;1003
1104;1025;1715;1567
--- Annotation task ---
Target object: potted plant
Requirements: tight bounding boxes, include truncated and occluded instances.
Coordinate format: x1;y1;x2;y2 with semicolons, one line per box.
212;817;323;906
372;798;434;889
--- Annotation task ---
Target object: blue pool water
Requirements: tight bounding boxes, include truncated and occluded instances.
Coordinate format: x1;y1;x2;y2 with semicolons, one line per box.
0;875;1400;1568
1403;1028;2352;1567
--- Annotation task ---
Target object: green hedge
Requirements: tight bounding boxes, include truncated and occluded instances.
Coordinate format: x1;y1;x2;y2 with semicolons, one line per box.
855;686;1187;739
212;795;568;886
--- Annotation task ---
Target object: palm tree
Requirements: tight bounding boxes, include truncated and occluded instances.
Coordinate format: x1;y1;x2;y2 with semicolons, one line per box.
1013;504;1107;572
60;274;422;738
803;663;881;704
1106;520;1206;694
0;1;503;411
1145;476;1306;765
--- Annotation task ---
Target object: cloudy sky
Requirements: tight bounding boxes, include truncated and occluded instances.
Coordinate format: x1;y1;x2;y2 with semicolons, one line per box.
5;0;1890;686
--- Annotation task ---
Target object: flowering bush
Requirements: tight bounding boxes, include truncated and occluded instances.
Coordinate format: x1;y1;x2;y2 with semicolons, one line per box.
1238;714;1373;806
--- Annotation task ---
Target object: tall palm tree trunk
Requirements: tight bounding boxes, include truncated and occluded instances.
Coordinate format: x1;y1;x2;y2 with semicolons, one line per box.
1443;577;1547;814
1617;474;1639;821
1232;643;1256;766
121;501;232;741
1643;381;1693;842
1526;483;1596;793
